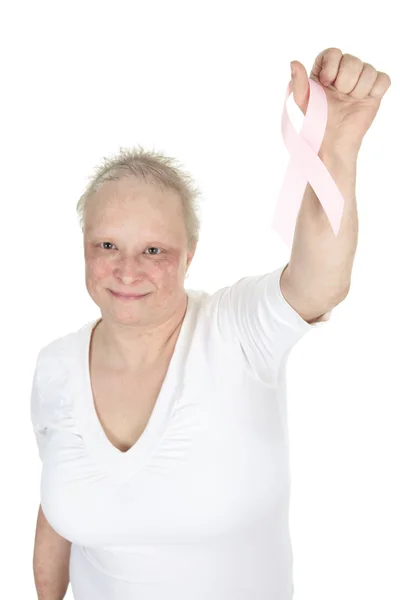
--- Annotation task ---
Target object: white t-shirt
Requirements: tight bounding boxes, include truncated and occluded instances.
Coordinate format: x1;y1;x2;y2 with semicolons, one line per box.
30;263;331;600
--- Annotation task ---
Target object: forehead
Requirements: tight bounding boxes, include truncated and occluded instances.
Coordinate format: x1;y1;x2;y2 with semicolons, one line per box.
92;177;177;203
84;179;185;240
88;177;181;215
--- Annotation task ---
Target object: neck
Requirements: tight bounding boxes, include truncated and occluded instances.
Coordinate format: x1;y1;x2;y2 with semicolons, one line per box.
93;294;188;372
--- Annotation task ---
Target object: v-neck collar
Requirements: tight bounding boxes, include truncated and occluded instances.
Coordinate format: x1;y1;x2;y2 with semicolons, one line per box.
72;291;196;479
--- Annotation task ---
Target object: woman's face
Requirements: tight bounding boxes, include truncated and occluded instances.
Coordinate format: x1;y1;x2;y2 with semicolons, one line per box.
83;177;196;326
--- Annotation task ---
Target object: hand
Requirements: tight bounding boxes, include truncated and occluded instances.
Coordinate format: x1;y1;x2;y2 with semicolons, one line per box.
289;48;391;155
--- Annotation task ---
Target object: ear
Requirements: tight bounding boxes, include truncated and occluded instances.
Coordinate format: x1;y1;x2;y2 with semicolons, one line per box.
186;240;197;268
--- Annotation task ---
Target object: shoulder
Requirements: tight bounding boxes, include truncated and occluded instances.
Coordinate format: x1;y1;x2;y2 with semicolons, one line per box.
35;320;91;380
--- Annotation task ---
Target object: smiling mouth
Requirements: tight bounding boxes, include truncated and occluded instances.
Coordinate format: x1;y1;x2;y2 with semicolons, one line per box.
109;290;149;299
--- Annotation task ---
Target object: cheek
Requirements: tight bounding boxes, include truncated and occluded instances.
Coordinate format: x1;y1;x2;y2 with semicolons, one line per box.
154;257;182;280
86;256;182;282
86;258;113;279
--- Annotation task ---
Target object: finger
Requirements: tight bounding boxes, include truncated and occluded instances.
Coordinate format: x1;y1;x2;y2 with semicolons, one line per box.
311;47;343;86
334;54;364;94
349;63;378;99
369;72;392;99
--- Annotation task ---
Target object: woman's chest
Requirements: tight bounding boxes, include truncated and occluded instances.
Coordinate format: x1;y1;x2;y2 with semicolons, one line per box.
90;361;171;453
41;366;287;548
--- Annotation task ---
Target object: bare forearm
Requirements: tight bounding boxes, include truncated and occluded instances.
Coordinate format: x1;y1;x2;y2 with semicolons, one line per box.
33;505;71;600
287;148;359;300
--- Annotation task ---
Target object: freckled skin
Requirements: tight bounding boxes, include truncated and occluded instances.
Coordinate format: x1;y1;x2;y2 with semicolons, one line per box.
82;176;197;369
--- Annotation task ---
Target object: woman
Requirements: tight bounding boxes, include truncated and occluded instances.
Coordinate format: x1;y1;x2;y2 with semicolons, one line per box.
31;146;331;599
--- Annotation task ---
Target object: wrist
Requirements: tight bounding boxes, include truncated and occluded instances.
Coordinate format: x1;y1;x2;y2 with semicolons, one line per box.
319;146;359;171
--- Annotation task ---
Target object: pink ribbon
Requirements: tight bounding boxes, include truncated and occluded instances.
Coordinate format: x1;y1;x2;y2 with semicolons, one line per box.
271;78;345;248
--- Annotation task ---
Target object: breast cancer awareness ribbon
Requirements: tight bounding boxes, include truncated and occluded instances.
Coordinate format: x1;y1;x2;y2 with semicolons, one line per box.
271;78;345;248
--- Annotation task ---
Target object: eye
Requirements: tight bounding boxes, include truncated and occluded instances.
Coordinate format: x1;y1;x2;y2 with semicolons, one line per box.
145;247;162;255
99;242;116;250
99;243;162;255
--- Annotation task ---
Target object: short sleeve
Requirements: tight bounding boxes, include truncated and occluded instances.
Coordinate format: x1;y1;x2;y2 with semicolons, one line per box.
213;263;332;385
30;353;48;462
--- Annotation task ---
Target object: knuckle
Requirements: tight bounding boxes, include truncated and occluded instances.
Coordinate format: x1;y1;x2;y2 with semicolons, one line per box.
324;47;343;56
380;72;391;85
342;54;363;69
363;62;378;76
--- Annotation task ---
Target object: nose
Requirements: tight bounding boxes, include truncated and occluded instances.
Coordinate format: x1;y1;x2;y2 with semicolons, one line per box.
114;255;146;283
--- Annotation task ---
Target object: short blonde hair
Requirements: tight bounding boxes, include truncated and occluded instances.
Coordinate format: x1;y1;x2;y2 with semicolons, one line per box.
76;145;202;248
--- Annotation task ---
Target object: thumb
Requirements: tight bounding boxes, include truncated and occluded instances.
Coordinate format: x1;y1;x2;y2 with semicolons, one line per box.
290;61;310;116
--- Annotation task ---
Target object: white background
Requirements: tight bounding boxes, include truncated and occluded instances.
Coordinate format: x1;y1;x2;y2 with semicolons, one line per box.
2;1;399;598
